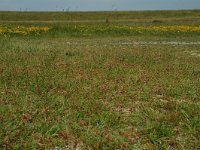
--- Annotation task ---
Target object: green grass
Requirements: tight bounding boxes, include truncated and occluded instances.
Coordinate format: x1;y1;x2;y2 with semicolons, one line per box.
0;10;200;149
1;10;200;25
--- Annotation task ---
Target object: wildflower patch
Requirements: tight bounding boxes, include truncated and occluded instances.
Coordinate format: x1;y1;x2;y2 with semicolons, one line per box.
0;25;50;36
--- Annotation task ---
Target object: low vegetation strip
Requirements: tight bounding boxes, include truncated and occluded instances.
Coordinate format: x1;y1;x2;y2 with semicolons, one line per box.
1;25;200;36
65;41;200;46
0;25;49;35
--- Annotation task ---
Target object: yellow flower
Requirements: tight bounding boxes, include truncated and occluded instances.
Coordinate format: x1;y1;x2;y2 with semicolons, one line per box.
0;25;50;36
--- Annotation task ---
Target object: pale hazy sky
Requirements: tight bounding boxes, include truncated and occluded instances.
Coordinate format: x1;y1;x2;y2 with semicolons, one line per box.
0;0;200;11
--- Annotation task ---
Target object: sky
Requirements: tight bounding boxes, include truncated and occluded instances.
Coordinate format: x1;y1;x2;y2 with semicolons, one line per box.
0;0;200;11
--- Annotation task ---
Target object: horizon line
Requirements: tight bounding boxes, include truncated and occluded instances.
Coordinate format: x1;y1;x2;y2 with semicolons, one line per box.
0;8;200;13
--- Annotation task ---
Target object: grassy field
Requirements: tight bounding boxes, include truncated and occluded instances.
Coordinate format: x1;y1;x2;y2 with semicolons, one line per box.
1;10;200;26
0;10;200;149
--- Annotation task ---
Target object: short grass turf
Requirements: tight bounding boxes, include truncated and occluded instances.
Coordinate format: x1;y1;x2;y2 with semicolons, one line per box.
0;36;200;149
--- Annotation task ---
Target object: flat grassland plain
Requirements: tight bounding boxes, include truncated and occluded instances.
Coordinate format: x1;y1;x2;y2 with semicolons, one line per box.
0;10;200;149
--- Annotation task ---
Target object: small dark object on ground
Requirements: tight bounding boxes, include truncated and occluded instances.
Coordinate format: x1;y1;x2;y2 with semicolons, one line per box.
105;18;109;23
65;52;76;57
152;20;164;23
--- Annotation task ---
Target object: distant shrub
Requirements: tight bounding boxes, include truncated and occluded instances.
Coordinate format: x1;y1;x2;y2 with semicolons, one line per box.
105;18;109;24
152;20;163;23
